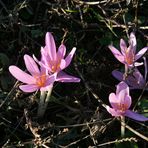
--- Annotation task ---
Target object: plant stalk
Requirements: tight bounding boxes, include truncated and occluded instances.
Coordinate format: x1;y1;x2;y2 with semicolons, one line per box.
121;116;125;137
37;85;53;118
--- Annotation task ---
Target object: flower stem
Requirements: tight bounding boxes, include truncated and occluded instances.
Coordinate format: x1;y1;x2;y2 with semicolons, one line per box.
37;85;53;118
121;116;125;137
37;91;47;118
123;65;128;80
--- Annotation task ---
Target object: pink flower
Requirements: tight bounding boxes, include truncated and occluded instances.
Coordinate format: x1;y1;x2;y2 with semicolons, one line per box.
108;32;147;67
9;55;56;92
34;32;80;83
106;81;148;121
112;69;147;90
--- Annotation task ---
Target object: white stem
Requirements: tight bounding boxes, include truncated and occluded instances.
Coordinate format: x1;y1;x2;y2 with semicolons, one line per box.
37;85;53;118
121;116;125;137
45;85;53;103
123;65;128;80
37;91;47;118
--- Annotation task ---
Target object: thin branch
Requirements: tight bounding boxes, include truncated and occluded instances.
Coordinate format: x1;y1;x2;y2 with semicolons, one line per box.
121;121;148;141
97;137;137;147
72;0;108;5
0;81;19;108
74;63;107;109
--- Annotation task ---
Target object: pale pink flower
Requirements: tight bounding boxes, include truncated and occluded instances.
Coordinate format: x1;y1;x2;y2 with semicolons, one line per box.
112;58;148;90
34;32;80;83
9;54;55;92
106;81;148;121
108;32;147;67
112;69;147;90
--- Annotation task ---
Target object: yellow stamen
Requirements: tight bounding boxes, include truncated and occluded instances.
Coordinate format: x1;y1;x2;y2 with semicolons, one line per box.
50;61;61;73
116;103;128;112
35;74;46;87
125;49;134;65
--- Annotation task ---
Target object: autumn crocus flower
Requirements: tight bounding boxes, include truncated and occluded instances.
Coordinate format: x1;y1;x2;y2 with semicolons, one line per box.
112;58;148;90
34;32;80;83
108;32;147;68
106;81;148;121
9;54;55;92
112;69;147;90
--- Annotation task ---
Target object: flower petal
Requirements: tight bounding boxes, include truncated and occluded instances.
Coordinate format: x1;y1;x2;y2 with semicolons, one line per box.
45;32;57;61
9;66;36;84
40;46;50;63
129;32;136;52
133;69;145;86
106;106;121;117
56;71;80;82
109;93;119;109
24;54;40;76
33;54;52;73
125;110;148;121
19;84;38;92
112;70;123;81
126;75;138;87
64;47;76;68
118;89;130;106
108;45;124;63
120;39;127;55
57;44;66;60
59;59;66;70
135;47;147;61
116;81;129;96
44;73;56;86
123;95;131;109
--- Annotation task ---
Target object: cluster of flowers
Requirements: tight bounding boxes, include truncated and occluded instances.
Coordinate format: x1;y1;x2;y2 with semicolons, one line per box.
107;32;148;121
9;31;147;121
9;32;80;92
9;32;81;117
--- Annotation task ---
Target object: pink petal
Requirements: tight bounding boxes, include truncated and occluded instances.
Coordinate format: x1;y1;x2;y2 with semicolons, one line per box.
122;95;131;109
56;71;80;82
40;46;50;63
126;45;135;59
19;84;38;92
33;54;52;73
133;69;145;86
125;110;148;121
112;70;123;81
118;89;130;106
60;59;66;70
9;66;36;84
135;47;147;61
106;106;121;117
126;75;139;87
64;47;76;68
129;32;137;52
108;45;124;63
24;55;40;76
57;44;66;60
45;32;57;61
109;93;119;109
41;46;52;62
116;81;129;96
44;73;56;86
120;39;127;55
